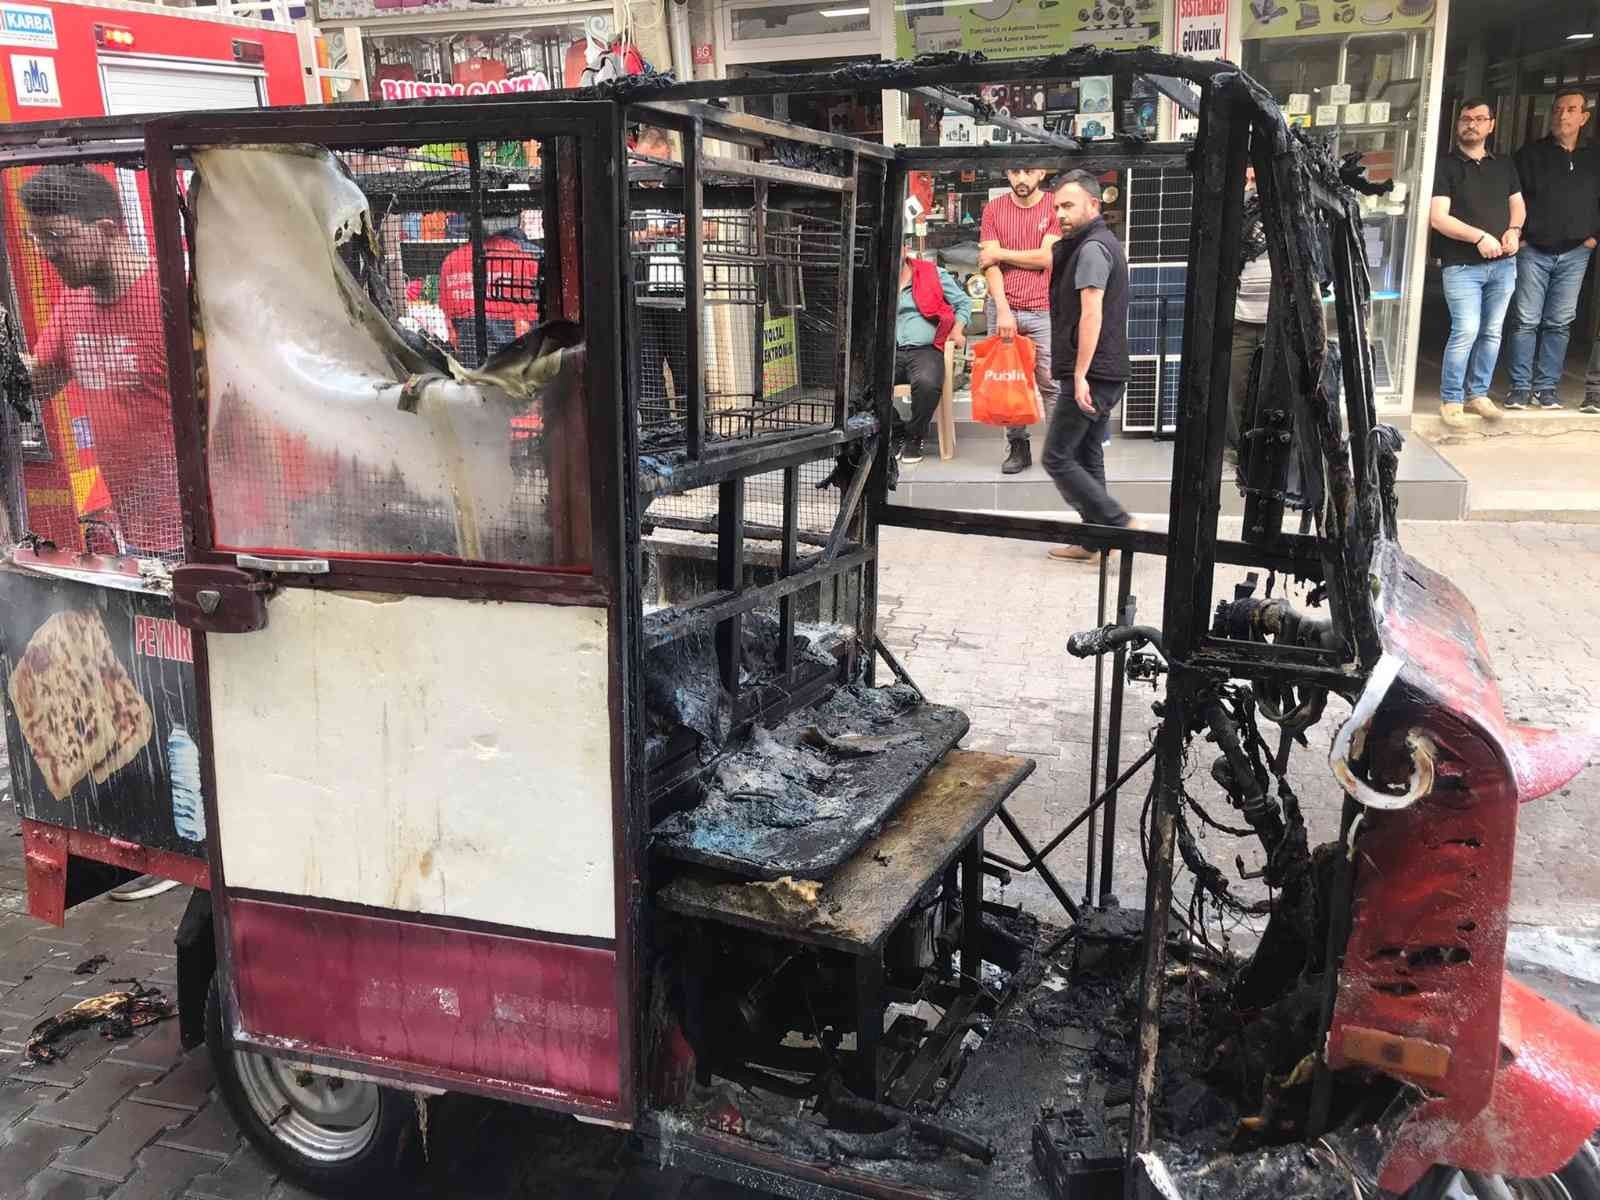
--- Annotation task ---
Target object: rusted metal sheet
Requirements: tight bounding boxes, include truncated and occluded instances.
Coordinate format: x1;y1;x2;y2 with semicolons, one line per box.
657;750;1032;954
22;819;210;927
229;899;622;1108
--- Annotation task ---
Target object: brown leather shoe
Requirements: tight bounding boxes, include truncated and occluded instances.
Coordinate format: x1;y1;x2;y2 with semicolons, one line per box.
1465;395;1502;422
1048;544;1098;562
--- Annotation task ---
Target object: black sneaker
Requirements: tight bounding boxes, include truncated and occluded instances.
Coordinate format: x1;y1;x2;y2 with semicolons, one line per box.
1502;390;1531;410
1534;391;1564;410
1581;398;1600;415
1001;440;1032;475
900;437;926;465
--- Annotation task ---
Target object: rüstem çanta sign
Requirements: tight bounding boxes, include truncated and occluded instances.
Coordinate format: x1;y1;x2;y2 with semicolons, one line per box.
378;71;550;101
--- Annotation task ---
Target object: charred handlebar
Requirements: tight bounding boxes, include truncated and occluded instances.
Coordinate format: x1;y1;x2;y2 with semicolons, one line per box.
1067;624;1167;660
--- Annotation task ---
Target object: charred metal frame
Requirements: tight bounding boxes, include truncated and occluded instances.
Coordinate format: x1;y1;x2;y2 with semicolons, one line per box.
594;47;1390;1179
626;100;893;756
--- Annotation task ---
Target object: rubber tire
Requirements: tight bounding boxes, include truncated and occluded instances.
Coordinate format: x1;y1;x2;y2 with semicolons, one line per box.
1407;1141;1600;1199
205;974;423;1197
1558;1141;1600;1198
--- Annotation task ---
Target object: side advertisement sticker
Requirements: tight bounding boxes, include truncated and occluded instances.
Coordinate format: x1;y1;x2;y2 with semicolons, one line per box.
10;54;60;107
0;3;55;48
0;571;205;859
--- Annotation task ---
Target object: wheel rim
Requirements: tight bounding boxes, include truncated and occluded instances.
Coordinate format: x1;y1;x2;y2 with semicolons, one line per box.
1436;1170;1575;1200
232;1049;381;1163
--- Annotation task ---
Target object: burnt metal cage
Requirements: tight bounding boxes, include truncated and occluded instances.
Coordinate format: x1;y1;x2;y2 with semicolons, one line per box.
626;102;896;799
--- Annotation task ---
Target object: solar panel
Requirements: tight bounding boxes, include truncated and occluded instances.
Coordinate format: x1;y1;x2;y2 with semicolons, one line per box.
1121;355;1180;435
1124;168;1194;265
1119;169;1189;434
1127;264;1186;357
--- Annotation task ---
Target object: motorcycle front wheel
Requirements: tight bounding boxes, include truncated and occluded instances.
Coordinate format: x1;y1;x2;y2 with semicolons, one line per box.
1409;1142;1600;1200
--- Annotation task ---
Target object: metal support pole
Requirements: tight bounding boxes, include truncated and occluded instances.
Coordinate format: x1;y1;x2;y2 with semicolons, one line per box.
751;179;769;418
1086;551;1109;905
1127;74;1249;1186
684;119;706;459
833;155;860;432
466;141;489;365
779;465;799;687
994;807;1081;923
1099;552;1136;903
717;477;744;700
1128;706;1185;1164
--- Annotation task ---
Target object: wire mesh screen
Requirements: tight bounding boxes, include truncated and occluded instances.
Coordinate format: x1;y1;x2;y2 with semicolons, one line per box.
194;137;587;568
345;140;546;369
0;160;182;562
643;456;842;545
630;166;854;453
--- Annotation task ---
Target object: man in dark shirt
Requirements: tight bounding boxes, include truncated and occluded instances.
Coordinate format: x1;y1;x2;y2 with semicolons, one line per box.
1505;89;1600;410
1043;170;1134;562
1429;97;1523;430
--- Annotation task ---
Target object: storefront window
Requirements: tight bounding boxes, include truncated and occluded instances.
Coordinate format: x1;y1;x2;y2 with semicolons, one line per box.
364;24;589;100
894;69;1177;434
1244;27;1436;403
728;2;869;41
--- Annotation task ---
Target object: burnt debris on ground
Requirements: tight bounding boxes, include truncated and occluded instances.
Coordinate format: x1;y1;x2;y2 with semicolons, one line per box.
25;981;175;1063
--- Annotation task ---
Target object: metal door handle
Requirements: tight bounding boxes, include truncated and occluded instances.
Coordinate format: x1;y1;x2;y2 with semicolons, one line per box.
236;554;330;575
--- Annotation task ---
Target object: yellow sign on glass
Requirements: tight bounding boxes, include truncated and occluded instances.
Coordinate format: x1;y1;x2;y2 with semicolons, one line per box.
896;0;1162;61
763;314;799;397
1241;0;1436;41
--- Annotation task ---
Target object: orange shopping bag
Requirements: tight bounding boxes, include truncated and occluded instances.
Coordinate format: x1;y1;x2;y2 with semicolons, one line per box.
969;335;1044;426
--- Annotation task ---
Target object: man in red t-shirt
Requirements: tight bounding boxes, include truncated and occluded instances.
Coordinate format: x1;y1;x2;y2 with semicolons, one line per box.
21;165;180;558
436;223;540;361
979;167;1061;475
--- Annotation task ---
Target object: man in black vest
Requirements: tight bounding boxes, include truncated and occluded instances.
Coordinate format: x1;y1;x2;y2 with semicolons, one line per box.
1044;170;1134;562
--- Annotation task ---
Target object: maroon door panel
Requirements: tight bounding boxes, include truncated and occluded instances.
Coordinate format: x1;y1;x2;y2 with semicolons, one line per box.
230;899;621;1108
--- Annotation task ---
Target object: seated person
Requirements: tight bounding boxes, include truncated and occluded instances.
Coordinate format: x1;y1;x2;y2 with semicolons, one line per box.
896;240;970;464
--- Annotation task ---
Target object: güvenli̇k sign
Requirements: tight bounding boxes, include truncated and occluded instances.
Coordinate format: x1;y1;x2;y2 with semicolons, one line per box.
1177;0;1228;60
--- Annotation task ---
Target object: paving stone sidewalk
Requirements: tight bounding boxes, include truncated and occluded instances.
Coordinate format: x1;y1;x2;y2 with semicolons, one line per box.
879;517;1600;933
0;516;1595;1199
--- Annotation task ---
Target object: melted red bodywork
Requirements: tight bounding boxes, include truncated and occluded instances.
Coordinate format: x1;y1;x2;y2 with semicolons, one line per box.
1327;545;1600;1190
230;899;622;1111
1383;976;1600;1182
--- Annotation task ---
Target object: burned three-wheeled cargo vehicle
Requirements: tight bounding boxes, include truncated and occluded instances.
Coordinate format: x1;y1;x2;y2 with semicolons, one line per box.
0;48;1597;1200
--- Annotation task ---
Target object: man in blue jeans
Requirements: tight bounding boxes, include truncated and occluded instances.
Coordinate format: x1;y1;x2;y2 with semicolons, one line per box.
1043;171;1135;562
1505;89;1600;410
1428;97;1523;431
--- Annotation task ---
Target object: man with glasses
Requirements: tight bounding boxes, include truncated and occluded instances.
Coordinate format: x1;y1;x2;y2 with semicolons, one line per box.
18;164;178;557
1428;98;1523;431
1504;89;1600;410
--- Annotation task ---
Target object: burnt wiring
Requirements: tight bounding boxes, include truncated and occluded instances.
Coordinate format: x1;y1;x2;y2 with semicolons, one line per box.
1133;677;1318;963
